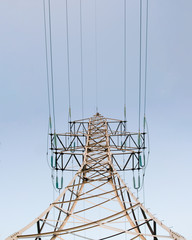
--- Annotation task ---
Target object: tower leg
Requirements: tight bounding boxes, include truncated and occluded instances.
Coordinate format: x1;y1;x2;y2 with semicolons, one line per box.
36;220;41;240
154;221;158;240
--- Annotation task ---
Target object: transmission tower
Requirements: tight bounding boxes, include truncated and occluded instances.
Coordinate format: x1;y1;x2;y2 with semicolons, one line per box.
6;113;185;240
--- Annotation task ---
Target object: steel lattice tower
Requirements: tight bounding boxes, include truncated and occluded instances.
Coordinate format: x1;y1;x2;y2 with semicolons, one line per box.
6;114;185;240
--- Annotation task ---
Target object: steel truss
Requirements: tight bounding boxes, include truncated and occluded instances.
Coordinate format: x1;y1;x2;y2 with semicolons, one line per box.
6;114;185;240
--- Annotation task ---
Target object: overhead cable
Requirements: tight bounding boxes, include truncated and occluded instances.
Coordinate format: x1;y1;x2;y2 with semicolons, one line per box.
138;0;142;134
65;0;72;122
43;0;58;195
124;0;127;125
48;0;56;133
43;0;52;133
144;0;149;122
80;0;84;119
95;0;98;113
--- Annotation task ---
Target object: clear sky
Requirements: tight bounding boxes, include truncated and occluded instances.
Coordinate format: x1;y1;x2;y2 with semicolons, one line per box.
0;0;192;239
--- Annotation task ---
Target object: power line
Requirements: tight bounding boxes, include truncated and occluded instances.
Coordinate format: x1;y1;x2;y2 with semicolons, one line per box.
124;0;127;125
141;0;150;202
43;0;58;198
95;0;98;114
138;0;142;134
80;0;84;120
65;0;72;122
43;0;52;133
48;0;56;133
144;0;149;120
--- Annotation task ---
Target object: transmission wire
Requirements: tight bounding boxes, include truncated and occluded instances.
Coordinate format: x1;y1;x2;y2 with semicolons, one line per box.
48;0;56;133
79;0;86;223
141;0;149;202
144;0;149;122
136;3;150;229
43;0;52;133
124;0;127;125
123;1;127;237
65;0;72;122
43;0;58;221
141;0;149;205
80;0;84;120
136;0;142;199
138;0;142;134
137;0;151;201
43;0;55;187
95;0;98;113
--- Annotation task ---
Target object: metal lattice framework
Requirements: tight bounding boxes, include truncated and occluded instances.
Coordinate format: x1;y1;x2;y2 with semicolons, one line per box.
6;114;185;240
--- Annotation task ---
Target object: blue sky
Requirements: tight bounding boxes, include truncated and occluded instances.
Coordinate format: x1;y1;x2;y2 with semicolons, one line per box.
0;0;192;239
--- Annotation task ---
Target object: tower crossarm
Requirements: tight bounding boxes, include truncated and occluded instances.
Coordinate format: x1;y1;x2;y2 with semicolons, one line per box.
50;114;146;172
